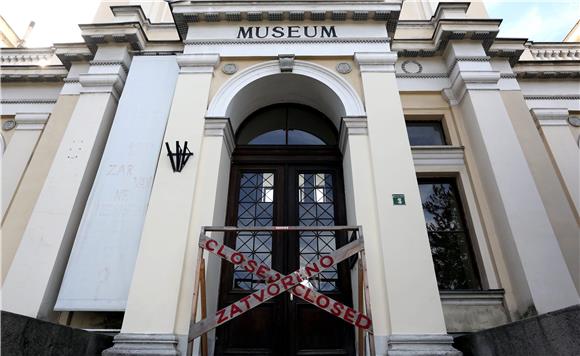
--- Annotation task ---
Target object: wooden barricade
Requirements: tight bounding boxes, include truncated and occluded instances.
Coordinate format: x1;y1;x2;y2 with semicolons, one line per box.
188;226;375;356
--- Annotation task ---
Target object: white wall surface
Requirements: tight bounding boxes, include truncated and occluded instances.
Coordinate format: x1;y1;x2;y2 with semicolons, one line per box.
55;56;179;311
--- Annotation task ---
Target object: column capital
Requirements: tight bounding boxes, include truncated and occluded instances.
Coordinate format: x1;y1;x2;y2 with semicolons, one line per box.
354;52;397;73
79;72;126;100
338;116;368;154
531;108;570;126
14;113;49;131
204;116;235;155
176;54;220;74
79;45;132;100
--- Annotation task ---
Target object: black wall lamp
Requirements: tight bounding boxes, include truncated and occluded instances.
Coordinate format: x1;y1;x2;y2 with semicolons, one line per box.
165;141;193;172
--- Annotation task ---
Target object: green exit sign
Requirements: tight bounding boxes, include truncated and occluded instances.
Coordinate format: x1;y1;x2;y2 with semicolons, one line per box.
392;194;406;206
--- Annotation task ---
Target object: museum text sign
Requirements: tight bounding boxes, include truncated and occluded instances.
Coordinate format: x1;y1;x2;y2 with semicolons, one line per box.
237;25;337;39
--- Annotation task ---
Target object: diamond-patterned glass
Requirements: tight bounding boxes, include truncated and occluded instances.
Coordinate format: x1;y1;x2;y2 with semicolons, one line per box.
234;173;274;290
298;173;338;291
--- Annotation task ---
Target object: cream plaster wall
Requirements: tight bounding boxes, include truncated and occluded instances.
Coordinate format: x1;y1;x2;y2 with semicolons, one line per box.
400;93;517;312
1;96;78;280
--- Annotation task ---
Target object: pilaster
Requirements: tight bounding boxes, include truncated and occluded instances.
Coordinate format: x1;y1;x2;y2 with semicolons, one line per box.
105;53;220;356
354;52;460;355
531;108;579;215
443;41;580;315
339;115;390;354
1;62;87;282
1;113;49;218
2;43;131;320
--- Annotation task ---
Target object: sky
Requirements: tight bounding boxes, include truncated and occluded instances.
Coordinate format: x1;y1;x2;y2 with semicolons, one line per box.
1;0;579;47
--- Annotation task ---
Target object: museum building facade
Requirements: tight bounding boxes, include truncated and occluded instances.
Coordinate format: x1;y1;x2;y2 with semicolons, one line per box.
1;1;579;355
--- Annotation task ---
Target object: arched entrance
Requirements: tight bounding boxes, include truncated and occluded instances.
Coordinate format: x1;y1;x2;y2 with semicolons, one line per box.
215;104;355;355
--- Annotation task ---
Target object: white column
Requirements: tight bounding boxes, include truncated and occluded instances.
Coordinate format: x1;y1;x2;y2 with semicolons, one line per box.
531;108;579;215
1;113;48;218
104;54;220;356
444;41;580;315
339;116;391;354
354;53;459;355
2;45;130;320
174;118;234;356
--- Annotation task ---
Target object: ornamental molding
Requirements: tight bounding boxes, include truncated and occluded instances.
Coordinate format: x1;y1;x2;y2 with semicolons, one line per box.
0;48;56;66
183;38;390;46
207;60;365;127
79;72;126;100
89;59;130;73
528;47;580;61
396;72;448;79
0;98;57;104
411;146;465;167
79;22;148;53
530;108;570;127
204;117;235;156
355;52;398;73
336;62;352;74
1;69;68;82
338;116;368;154
524;95;580;101
14;113;50;131
170;2;400;39
176;53;220;73
401;60;422;74
446;55;491;77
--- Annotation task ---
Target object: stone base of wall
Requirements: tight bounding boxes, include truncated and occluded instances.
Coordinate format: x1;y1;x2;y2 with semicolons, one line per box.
453;304;580;356
1;310;113;356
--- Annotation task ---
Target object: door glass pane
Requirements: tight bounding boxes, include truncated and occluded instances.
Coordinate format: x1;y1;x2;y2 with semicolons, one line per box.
234;172;274;290
298;173;338;292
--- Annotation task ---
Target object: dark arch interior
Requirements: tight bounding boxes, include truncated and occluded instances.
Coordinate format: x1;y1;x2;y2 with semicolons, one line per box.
236;104;338;146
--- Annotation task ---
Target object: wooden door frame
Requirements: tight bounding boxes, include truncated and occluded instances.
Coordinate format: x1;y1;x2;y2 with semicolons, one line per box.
216;145;354;356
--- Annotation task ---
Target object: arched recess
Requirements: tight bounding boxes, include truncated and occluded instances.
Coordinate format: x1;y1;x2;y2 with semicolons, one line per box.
207;60;365;131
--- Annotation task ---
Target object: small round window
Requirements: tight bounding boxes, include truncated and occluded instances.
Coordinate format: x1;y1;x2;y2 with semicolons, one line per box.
236;104;337;145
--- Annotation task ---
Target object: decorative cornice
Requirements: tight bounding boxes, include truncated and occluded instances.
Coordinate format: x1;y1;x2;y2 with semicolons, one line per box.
355;52;397;73
1;68;68;82
183;38;390;46
527;45;580;61
89;59;130;74
0;98;57;104
54;43;94;69
176;53;220;73
204;117;235;156
396;72;448;79
79;22;148;53
0;48;58;66
169;2;401;39
524;95;580;101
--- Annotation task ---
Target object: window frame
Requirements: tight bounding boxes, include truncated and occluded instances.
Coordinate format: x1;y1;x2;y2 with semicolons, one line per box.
417;176;483;291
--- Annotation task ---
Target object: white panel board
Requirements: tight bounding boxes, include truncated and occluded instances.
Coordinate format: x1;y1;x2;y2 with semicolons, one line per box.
55;56;179;311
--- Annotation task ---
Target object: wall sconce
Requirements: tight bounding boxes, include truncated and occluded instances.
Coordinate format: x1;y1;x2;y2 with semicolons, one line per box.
165;141;193;172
